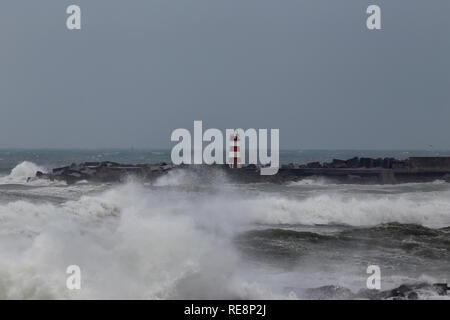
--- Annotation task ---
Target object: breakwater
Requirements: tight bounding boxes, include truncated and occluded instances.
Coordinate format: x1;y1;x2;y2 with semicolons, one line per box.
29;157;450;184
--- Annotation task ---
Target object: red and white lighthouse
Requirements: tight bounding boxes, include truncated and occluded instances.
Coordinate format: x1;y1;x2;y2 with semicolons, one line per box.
229;134;242;168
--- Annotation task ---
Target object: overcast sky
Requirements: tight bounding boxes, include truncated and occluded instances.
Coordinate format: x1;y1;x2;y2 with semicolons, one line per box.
0;0;449;149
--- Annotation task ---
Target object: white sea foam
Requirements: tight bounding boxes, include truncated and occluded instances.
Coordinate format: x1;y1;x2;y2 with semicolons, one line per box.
0;168;449;299
153;167;229;187
241;192;450;228
153;169;196;187
0;182;283;299
0;161;47;185
286;178;330;186
0;162;70;187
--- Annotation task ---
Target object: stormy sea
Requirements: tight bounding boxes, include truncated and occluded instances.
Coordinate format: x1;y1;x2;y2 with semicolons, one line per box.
0;149;449;299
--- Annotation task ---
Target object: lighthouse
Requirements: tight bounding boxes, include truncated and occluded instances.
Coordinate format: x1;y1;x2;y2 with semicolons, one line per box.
229;133;242;168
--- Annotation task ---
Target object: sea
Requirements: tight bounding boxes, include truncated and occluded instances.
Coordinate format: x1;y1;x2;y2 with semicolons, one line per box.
0;149;449;299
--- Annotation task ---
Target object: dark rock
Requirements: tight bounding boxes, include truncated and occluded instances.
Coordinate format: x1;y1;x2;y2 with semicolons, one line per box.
382;158;394;169
330;159;346;168
384;283;448;299
392;159;408;169
407;292;419;300
356;288;388;300
306;162;322;168
305;285;355;300
311;282;449;300
100;161;120;167
433;283;449;295
52;166;69;174
389;284;411;298
360;157;374;168
84;162;100;167
373;158;383;168
345;157;360;168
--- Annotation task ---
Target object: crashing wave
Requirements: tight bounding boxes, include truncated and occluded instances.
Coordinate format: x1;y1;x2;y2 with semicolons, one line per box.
0;161;47;185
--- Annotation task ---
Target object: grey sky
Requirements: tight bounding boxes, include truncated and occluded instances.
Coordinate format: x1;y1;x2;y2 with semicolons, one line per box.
1;0;449;149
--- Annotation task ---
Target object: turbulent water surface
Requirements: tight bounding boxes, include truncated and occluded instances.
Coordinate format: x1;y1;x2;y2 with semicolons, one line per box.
0;150;449;299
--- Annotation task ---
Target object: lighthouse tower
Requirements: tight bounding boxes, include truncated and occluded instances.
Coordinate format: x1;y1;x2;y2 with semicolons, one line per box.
229;134;242;168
